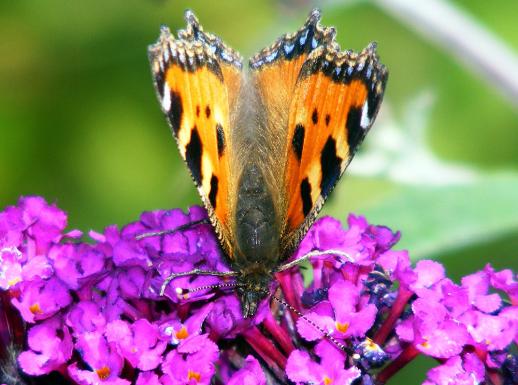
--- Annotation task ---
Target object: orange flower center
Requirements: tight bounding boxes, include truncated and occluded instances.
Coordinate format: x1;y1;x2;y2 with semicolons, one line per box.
29;303;42;314
175;325;189;340
187;369;201;382
335;321;349;333
96;365;110;380
324;375;333;385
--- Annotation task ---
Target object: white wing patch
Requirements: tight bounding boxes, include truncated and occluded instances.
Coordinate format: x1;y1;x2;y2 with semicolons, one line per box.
360;101;370;129
161;83;171;111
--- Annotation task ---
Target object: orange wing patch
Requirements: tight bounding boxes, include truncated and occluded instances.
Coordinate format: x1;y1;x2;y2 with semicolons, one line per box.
164;64;230;217
282;43;388;252
249;9;336;103
148;12;243;255
248;9;337;221
249;13;335;149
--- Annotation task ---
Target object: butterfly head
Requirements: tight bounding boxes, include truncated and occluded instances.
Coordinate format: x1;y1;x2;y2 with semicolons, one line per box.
236;269;271;318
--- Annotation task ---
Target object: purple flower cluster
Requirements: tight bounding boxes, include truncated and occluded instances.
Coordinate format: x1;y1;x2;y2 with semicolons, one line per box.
0;196;517;385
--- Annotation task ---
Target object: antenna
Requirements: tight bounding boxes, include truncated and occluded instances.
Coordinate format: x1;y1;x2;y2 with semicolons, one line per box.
159;268;239;296
162;276;353;356
168;282;240;299
154;254;351;353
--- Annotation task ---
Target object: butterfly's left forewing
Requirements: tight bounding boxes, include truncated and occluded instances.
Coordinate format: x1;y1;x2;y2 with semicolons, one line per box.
148;12;243;256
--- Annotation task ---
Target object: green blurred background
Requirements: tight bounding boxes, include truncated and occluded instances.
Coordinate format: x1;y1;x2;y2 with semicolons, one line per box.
1;1;517;382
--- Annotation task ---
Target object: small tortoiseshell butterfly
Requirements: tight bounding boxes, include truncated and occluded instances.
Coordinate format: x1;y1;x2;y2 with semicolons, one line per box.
148;9;388;317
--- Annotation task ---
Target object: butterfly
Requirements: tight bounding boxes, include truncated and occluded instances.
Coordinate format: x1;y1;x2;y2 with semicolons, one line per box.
147;9;387;317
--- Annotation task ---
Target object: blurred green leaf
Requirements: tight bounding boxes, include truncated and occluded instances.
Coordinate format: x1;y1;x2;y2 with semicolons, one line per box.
328;175;518;260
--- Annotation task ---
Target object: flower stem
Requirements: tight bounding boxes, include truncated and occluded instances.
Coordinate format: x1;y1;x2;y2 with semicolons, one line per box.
275;272;303;318
243;326;287;371
0;291;25;356
472;348;503;385
373;287;413;345
487;368;503;385
263;311;295;355
376;344;420;384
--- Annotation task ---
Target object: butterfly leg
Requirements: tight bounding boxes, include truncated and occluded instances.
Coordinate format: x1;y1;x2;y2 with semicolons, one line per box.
135;218;210;240
274;249;353;273
160;269;239;296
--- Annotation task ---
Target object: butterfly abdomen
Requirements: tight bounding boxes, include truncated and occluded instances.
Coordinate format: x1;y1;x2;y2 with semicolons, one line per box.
234;163;280;268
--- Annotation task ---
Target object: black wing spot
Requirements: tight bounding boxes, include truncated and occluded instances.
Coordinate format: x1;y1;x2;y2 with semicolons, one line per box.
346;106;364;155
292;124;305;161
216;123;225;156
368;88;382;121
156;71;165;99
320;137;342;199
205;105;211;118
300;178;312;217
312;108;318;124
196;105;200;117
168;91;183;137
209;175;219;209
185;126;203;186
325;114;331;126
